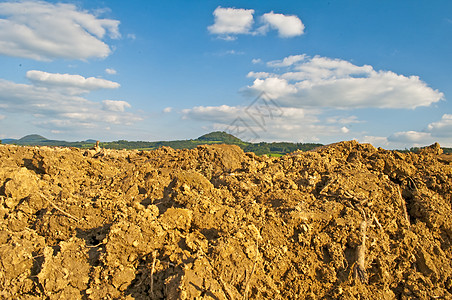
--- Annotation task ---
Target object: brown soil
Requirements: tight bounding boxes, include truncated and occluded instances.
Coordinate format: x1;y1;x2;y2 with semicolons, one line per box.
1;141;452;299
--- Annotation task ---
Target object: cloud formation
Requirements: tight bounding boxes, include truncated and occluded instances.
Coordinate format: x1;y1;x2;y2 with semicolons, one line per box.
246;55;444;109
105;68;117;75
267;54;306;68
208;7;254;40
208;7;304;40
259;12;305;37
427;114;452;137
382;114;452;147
102;100;131;112
26;70;120;95
182;104;345;142
388;131;433;144
0;1;120;61
0;72;140;134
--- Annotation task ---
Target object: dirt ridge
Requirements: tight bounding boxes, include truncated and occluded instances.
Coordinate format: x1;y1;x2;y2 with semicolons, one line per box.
1;141;451;299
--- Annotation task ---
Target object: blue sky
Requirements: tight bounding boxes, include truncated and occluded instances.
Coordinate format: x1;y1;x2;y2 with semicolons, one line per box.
0;0;451;148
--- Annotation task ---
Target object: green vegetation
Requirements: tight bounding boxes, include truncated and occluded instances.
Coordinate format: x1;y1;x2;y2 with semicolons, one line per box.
197;131;244;144
4;131;450;156
398;146;452;154
98;132;323;155
2;131;322;155
443;148;452;154
243;141;322;156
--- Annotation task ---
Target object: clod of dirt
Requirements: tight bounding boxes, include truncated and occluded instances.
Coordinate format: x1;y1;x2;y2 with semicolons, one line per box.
1;142;452;299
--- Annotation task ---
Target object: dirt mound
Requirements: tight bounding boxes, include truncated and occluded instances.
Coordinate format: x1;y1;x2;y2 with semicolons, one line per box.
1;141;452;299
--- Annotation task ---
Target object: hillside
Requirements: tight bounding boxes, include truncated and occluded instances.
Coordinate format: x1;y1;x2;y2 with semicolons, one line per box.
0;131;323;155
1;135;96;148
2;131;451;155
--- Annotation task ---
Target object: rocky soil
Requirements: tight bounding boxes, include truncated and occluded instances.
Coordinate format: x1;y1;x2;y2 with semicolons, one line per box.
1;141;452;299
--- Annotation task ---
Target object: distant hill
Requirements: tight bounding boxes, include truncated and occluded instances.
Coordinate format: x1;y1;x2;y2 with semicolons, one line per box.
197;131;244;144
1;132;451;156
1;134;98;148
0;131;323;156
17;134;48;143
0;138;16;144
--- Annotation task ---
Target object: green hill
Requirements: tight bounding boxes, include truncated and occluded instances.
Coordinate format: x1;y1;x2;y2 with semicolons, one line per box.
197;131;244;144
0;131;324;155
17;134;48;143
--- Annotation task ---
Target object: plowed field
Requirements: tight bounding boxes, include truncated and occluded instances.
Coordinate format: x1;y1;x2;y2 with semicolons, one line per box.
1;141;452;299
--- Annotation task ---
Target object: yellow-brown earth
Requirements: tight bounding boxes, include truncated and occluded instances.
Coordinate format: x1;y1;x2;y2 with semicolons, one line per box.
1;141;452;299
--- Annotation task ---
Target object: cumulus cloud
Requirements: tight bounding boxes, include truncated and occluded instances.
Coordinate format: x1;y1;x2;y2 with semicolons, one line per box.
105;68;117;75
208;7;304;40
251;58;263;64
0;1;120;61
182;105;242;123
163;107;173;113
26;70;120;95
340;126;350;133
246;55;444;109
208;7;254;40
246;71;272;79
267;55;306;68
259;12;305;37
0;74;140;134
326;115;362;124
246;77;298;99
388;131;433;144
182;104;345;142
102;100;131;112
427;114;452;137
384;114;452;147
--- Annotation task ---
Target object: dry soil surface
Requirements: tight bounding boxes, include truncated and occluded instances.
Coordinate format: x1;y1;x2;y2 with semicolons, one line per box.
1;141;452;299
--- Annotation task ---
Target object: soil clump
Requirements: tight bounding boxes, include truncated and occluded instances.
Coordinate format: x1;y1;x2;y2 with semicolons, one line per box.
1;141;452;299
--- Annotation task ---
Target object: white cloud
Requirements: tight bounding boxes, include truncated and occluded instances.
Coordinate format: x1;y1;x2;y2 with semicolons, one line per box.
182;105;242;123
182;104;345;142
340;126;350;133
246;55;444;109
208;7;254;39
208;7;304;40
427;114;452;137
26;70;120;95
163;107;173;113
267;55;306;68
102;100;131;112
0;75;141;133
326;115;362;124
246;77;298;99
388;131;433;144
214;49;245;56
251;58;262;64
247;71;272;79
226;50;244;55
383;114;452;148
0;1;120;61
259;12;305;38
0;115;5;120
105;68;117;75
